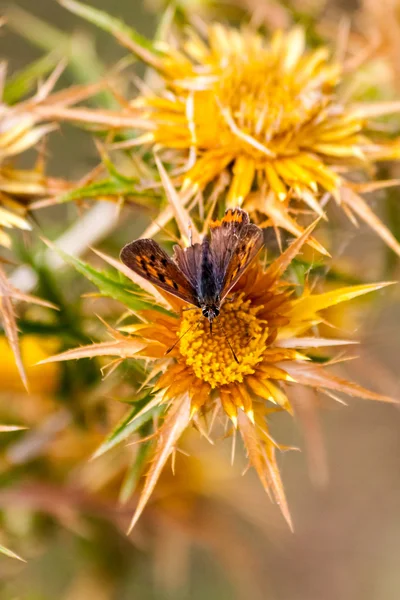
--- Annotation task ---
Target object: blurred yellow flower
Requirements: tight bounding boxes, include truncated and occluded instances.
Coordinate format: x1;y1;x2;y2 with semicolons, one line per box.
0;335;60;394
129;24;400;254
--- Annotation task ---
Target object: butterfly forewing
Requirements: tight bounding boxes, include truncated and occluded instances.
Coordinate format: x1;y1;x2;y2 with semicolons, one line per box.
209;208;263;300
209;208;250;289
120;239;198;305
219;224;263;298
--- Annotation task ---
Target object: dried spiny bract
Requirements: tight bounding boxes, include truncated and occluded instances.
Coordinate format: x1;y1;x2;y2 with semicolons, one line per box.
0;61;100;246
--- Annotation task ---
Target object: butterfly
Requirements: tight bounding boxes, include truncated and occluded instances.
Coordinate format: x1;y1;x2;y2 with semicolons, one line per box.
120;208;263;332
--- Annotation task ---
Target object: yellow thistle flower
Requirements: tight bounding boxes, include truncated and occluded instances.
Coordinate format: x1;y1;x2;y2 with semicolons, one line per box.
125;24;400;255
39;222;395;531
0;62;98;246
0;103;53;246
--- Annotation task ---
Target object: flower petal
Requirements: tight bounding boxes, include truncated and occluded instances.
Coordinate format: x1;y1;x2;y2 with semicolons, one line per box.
283;362;398;403
128;392;191;532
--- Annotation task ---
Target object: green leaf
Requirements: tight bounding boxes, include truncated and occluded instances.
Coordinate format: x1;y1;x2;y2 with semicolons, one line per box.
60;0;159;55
16;320;73;337
0;544;25;562
290;258;364;286
119;435;153;504
4;54;59;105
93;392;163;459
50;177;158;209
46;243;171;315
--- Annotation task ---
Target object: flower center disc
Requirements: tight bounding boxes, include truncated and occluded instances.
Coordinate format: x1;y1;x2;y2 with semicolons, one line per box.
193;53;329;159
220;63;316;142
179;295;268;388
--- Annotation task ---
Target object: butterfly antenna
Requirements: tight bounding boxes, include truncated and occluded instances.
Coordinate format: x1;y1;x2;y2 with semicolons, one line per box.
215;322;239;364
165;318;202;355
226;333;239;364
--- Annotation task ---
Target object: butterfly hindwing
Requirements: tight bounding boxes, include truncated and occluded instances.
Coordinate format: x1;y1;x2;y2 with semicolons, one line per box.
120;239;198;305
209;208;263;299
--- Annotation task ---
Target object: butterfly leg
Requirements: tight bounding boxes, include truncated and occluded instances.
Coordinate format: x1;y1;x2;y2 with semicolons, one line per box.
220;296;254;346
233;315;255;346
243;322;255;346
223;292;239;304
214;321;239;363
166;317;203;355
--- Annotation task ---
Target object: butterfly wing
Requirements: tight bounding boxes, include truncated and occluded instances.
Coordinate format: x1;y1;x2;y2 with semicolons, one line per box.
210;208;263;300
173;243;203;293
209;208;250;286
120;239;199;306
219;224;263;298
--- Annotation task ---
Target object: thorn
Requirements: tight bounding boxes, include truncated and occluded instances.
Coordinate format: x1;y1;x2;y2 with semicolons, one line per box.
231;428;237;466
190;405;199;419
246;409;255;424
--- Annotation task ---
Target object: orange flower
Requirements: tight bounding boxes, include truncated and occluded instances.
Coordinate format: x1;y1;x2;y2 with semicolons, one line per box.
39;222;395;530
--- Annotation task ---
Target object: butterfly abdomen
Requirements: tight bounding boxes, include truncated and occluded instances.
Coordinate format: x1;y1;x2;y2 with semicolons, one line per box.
199;237;219;305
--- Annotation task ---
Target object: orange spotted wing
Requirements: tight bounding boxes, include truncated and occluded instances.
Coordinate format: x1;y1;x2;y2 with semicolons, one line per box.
120;239;199;305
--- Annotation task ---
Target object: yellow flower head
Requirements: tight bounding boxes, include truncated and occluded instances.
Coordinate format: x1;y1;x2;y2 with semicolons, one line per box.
178;294;270;388
130;24;400;254
41;220;395;530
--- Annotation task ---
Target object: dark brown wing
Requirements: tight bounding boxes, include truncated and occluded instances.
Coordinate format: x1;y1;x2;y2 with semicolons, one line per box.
219;224;263;299
172;243;203;293
120;239;199;306
209;208;263;299
209;208;250;288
